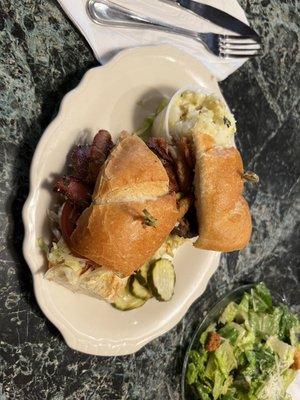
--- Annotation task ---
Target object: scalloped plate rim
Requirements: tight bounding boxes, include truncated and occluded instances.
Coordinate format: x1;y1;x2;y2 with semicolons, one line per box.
22;45;221;356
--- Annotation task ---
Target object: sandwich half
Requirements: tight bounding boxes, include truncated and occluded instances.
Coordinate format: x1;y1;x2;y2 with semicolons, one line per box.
46;133;179;303
45;89;254;307
152;88;253;252
70;134;179;276
193;132;252;251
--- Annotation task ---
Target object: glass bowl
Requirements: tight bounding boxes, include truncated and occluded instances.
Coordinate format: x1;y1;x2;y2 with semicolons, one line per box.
181;283;285;400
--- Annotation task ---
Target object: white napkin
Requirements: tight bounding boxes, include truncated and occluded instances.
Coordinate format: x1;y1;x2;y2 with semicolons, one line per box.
56;0;250;81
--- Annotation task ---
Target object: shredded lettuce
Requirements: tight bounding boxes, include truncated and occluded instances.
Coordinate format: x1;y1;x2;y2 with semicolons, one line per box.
134;116;155;140
37;237;49;254
134;98;169;141
44;238;127;302
151;234;186;260
43;226;182;303
47;238;85;272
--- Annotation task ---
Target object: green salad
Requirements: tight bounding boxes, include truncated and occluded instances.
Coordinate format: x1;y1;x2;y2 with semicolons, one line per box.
186;283;300;400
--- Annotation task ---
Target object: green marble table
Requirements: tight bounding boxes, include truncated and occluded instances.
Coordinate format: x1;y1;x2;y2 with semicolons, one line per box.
0;0;299;399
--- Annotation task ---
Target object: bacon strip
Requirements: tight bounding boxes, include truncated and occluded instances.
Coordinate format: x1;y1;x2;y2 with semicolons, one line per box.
172;203;198;238
88;130;114;184
161;162;179;193
70;130;114;186
172;218;191;238
60;201;81;241
70;145;91;181
174;152;192;195
147;137;179;192
147;137;194;194
173;137;194;194
53;176;91;207
147;137;174;163
175;136;195;169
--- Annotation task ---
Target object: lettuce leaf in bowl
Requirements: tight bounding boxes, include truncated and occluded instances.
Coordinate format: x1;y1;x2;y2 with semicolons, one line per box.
266;336;295;368
249;307;282;339
214;341;237;376
250;282;273;313
219;302;239;324
278;304;300;344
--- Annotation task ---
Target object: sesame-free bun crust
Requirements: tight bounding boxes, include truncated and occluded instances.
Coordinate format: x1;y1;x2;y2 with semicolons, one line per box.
71;194;178;276
71;134;178;276
193;132;252;252
93;135;169;203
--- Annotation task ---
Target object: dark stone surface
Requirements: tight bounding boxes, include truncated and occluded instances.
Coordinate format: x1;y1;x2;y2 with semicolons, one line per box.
0;0;299;399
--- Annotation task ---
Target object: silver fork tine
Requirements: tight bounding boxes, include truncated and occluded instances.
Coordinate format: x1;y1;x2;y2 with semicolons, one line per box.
223;40;260;46
225;49;261;54
221;51;262;59
224;34;261;43
223;43;261;48
220;49;262;58
219;34;261;56
221;43;261;50
88;1;262;59
221;37;260;45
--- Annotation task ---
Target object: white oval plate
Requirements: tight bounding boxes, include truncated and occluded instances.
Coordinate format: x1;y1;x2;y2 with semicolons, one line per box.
22;45;221;356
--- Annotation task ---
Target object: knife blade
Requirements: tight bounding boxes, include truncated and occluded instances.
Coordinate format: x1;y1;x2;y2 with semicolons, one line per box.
161;0;260;40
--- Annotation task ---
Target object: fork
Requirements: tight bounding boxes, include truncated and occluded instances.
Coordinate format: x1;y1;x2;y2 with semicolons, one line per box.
87;0;261;59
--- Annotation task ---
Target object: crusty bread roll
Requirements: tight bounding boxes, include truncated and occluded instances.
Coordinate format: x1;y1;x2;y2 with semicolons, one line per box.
71;134;179;276
193;132;252;252
71;194;178;276
93;134;170;203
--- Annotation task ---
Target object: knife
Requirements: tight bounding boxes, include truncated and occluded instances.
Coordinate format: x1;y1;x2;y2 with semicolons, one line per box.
160;0;260;41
